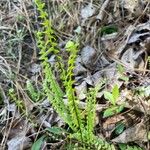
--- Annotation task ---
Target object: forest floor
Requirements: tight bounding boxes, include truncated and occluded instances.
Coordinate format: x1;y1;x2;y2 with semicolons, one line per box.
0;0;150;150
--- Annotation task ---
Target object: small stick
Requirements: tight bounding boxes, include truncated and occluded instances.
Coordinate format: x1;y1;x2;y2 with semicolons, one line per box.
96;0;110;20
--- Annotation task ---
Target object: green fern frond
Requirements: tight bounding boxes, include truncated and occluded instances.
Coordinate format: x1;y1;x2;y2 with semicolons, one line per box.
26;80;41;102
93;136;115;150
85;87;97;143
64;41;83;141
34;0;72;127
119;144;143;150
8;88;25;113
85;80;106;143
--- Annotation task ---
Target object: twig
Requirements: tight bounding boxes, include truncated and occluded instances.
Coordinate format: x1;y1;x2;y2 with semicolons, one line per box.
96;0;110;20
63;99;107;112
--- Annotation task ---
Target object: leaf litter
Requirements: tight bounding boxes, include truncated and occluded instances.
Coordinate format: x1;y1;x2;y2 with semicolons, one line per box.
0;0;150;149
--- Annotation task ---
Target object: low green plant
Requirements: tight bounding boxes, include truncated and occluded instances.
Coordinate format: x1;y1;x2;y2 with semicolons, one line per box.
7;29;25;59
8;88;26;114
103;84;124;118
119;144;143;150
100;25;118;36
117;64;129;82
31;135;46;150
135;86;150;97
8;88;38;127
26;80;43;102
34;0;113;149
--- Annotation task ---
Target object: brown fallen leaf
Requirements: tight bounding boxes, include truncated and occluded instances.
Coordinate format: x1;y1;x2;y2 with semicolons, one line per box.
7;134;31;150
112;121;148;143
75;81;87;100
81;45;98;70
121;48;145;69
102;110;142;138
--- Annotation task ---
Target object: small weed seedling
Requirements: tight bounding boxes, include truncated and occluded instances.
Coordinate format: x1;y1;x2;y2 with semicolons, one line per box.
117;64;129;82
103;85;124;118
26;80;43;102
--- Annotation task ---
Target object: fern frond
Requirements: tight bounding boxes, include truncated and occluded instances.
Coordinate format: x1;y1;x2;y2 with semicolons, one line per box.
64;41;83;140
26;80;41;102
93;136;115;150
85;80;106;143
34;0;72;127
86;88;98;142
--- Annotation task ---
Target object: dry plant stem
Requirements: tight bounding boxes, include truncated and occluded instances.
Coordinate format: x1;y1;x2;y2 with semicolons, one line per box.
0;86;10;148
22;1;37;59
15;81;33;112
1;112;16;148
0;26;12;30
34;115;48;143
117;25;136;56
0;85;9;106
96;0;110;20
63;99;107;112
0;56;12;76
17;42;22;74
133;2;150;26
143;53;148;75
107;53;150;73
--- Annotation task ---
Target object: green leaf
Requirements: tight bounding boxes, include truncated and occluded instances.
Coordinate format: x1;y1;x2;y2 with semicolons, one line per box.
103;107;116;118
115;122;125;135
103;105;122;118
65;41;75;50
31;135;46;150
119;76;129;82
117;64;125;73
117;105;124;113
100;25;118;35
112;84;119;101
104;91;115;105
148;131;150;140
118;144;127;150
46;127;67;135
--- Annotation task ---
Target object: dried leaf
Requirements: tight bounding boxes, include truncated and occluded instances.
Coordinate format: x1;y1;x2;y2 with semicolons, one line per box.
123;0;139;13
112;122;148;143
8;134;31;150
128;32;150;44
75;81;87;100
81;45;98;70
81;3;95;20
29;63;41;74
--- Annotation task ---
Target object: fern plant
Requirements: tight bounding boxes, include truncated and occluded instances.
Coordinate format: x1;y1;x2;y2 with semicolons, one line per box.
64;41;84;141
9;88;25;114
26;80;42;102
34;0;114;149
